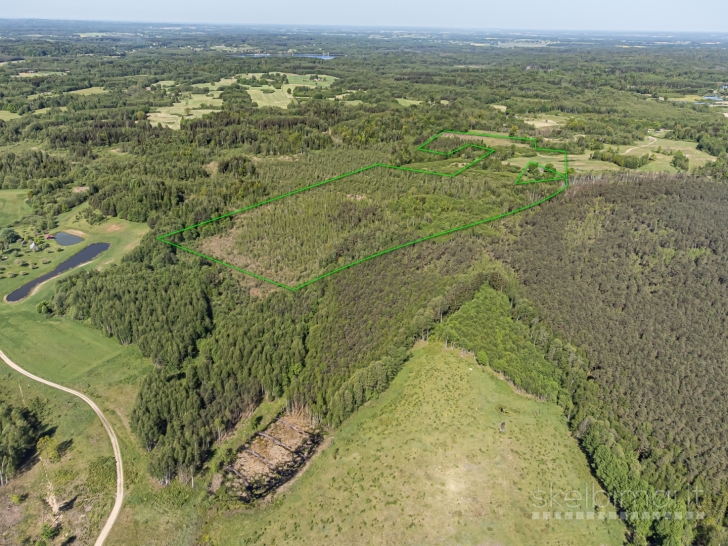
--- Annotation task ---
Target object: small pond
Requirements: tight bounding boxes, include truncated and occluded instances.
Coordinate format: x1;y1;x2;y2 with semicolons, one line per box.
54;231;85;246
5;243;110;303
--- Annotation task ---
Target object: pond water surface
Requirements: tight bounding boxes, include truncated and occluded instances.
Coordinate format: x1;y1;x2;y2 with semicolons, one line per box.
5;243;110;303
54;231;85;246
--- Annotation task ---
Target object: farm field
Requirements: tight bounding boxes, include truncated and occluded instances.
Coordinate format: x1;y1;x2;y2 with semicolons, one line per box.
147;81;225;128
33;106;68;115
0;110;21;121
0;189;31;228
67;86;107;96
14;71;66;78
202;342;625;545
521;113;570;128
243;72;336;109
396;98;422;106
567;132;715;174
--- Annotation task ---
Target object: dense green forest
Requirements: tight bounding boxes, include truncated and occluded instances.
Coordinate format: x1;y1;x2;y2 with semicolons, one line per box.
1;22;728;544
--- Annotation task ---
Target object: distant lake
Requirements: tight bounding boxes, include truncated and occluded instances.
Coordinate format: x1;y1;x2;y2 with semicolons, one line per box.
5;243;109;303
238;54;338;60
55;231;84;246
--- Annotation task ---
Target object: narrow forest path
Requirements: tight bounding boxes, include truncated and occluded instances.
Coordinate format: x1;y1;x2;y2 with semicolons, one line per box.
0;348;124;546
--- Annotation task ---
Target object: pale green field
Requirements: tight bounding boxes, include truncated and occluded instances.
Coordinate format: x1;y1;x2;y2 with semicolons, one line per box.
243;73;336;109
0;203;149;297
33;106;68;115
67;86;107;96
522;113;571;128
14;71;66;78
247;87;296;108
0;110;21;121
567;132;715;174
202;343;625;546
148;93;223;129
396;98;422;106
192;78;236;92
667;94;704;102
0;189;31;228
154;80;176;88
491;104;507;112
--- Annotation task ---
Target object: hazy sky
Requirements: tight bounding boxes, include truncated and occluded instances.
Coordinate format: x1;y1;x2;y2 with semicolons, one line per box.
3;0;728;33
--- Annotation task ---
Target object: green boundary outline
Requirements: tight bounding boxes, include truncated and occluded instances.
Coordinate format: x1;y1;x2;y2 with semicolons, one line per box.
158;130;568;291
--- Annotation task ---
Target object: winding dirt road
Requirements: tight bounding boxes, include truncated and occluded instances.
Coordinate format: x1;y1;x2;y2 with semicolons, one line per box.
0;348;124;546
624;135;657;154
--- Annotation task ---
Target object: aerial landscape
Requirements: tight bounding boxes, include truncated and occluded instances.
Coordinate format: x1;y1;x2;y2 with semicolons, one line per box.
1;2;728;545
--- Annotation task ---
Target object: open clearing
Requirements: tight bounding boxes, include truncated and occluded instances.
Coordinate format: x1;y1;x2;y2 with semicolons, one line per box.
0;189;31;228
147;93;223;129
14;71;66;78
33;106;69;115
562;131;716;174
246;87;296;108
0;110;21;121
396;98;422;106
521;113;571;128
67;87;107;96
244;72;336;109
203;343;625;545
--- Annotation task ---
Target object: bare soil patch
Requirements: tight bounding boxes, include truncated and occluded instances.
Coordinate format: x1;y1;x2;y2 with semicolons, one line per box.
223;412;321;502
204;161;219;175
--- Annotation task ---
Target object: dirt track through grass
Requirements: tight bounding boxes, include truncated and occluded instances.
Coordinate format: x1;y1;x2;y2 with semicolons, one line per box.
0;348;124;546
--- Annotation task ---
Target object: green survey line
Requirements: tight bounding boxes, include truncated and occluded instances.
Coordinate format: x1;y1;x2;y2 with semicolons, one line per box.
158;163;383;239
293;179;568;291
159;130;570;289
162;241;295;291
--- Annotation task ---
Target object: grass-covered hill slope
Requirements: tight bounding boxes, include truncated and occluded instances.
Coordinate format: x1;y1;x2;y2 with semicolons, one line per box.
203;343;625;546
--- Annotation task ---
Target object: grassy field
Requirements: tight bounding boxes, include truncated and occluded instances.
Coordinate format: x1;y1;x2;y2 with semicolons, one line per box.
560;131;717;174
14;71;66;78
67;87;107;96
667;94;704;102
192;78;236;92
0;110;21;121
33;106;69;115
244;73;336;109
201;343;625;546
0;189;31;228
396;98;422;107
521;113;571;128
148;93;223;129
1;202;149;299
246;87;296;109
